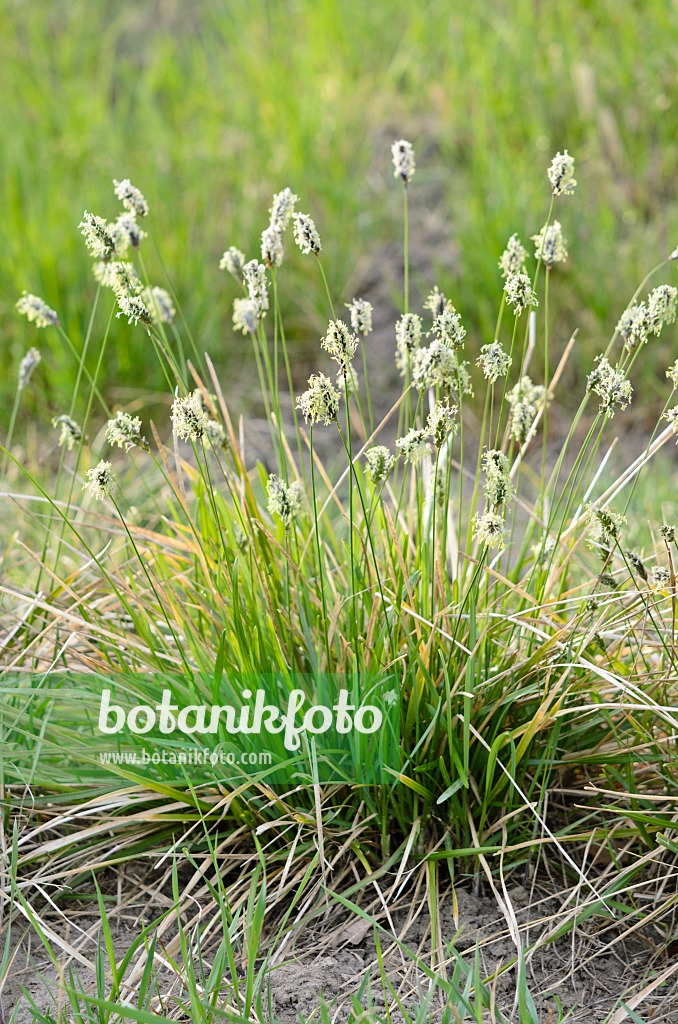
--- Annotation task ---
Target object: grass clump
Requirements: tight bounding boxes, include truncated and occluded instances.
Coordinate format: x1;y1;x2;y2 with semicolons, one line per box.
2;142;678;1021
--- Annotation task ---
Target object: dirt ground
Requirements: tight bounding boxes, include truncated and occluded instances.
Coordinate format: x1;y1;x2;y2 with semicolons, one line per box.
4;866;678;1023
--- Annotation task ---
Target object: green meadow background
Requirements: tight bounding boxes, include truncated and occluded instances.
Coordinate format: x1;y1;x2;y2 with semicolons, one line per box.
3;0;678;419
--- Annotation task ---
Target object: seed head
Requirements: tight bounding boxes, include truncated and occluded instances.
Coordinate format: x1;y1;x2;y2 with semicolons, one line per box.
391;139;415;184
663;406;678;436
17;347;41;390
116;294;152;327
426;400;458;448
412;342;473;395
477;341;511;383
141;287;175;325
266;474;303;530
431;307;466;350
586;356;632;417
296;373;340;425
321;319;358;372
667;361;678;388
660;524;676;543
113;178;148;218
504;272;538;315
626;550;648;582
499;234;528;278
395;313;423;374
616;304;650;350
269;188;298;230
547;151;577;196
93;261;142;297
507;376;545;443
204;417;226;447
293;213;322;255
261;225;284;268
16;292;59;329
80;212;118;259
364;445;395;484
243;260;269;314
652;565;671;587
106;411;147;452
232;297;260;335
532;221;568;267
585;503;626;556
52;414;83;451
111;212;146;253
472;510;507;550
172;390;211;442
396;427;430;465
482;449;512;508
647;285;677;335
219;247;246;280
346;298;373;337
84;460;115;501
423;286;451;319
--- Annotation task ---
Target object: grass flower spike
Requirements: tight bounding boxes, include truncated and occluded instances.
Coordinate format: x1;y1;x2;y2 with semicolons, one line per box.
106;411;147;452
482;449;512;508
391;139;415;183
585;503;626;556
547;150;577;195
269;187;298;230
219;246;246;279
243;259;269;314
477;341;511;383
83;460;115;501
616;304;649;350
296;373;340;424
364;445;395;484
423;286;451;318
113;178;148;217
504;272;538;314
499;233;528;277
116;294;152;327
266;474;303;530
426;399;458;447
652;565;671;587
532;220;568;267
396;427;429;464
586;356;632;417
431;307;466;349
52;414;83;451
346;298;373;337
16;292;59;328
293;213;322;254
17;347;41;390
507;376;545;442
472;509;507;550
321;319;358;373
261;225;284;268
171;390;211;441
395;312;423;373
647;285;677;334
232;297;259;334
93;261;142;297
663;406;678;436
142;287;175;324
80;211;117;258
111;211;146;253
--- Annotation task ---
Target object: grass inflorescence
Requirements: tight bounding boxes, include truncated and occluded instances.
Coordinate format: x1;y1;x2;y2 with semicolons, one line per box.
2;142;678;1022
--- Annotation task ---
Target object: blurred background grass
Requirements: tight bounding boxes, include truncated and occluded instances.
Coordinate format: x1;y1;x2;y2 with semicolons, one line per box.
3;0;678;424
